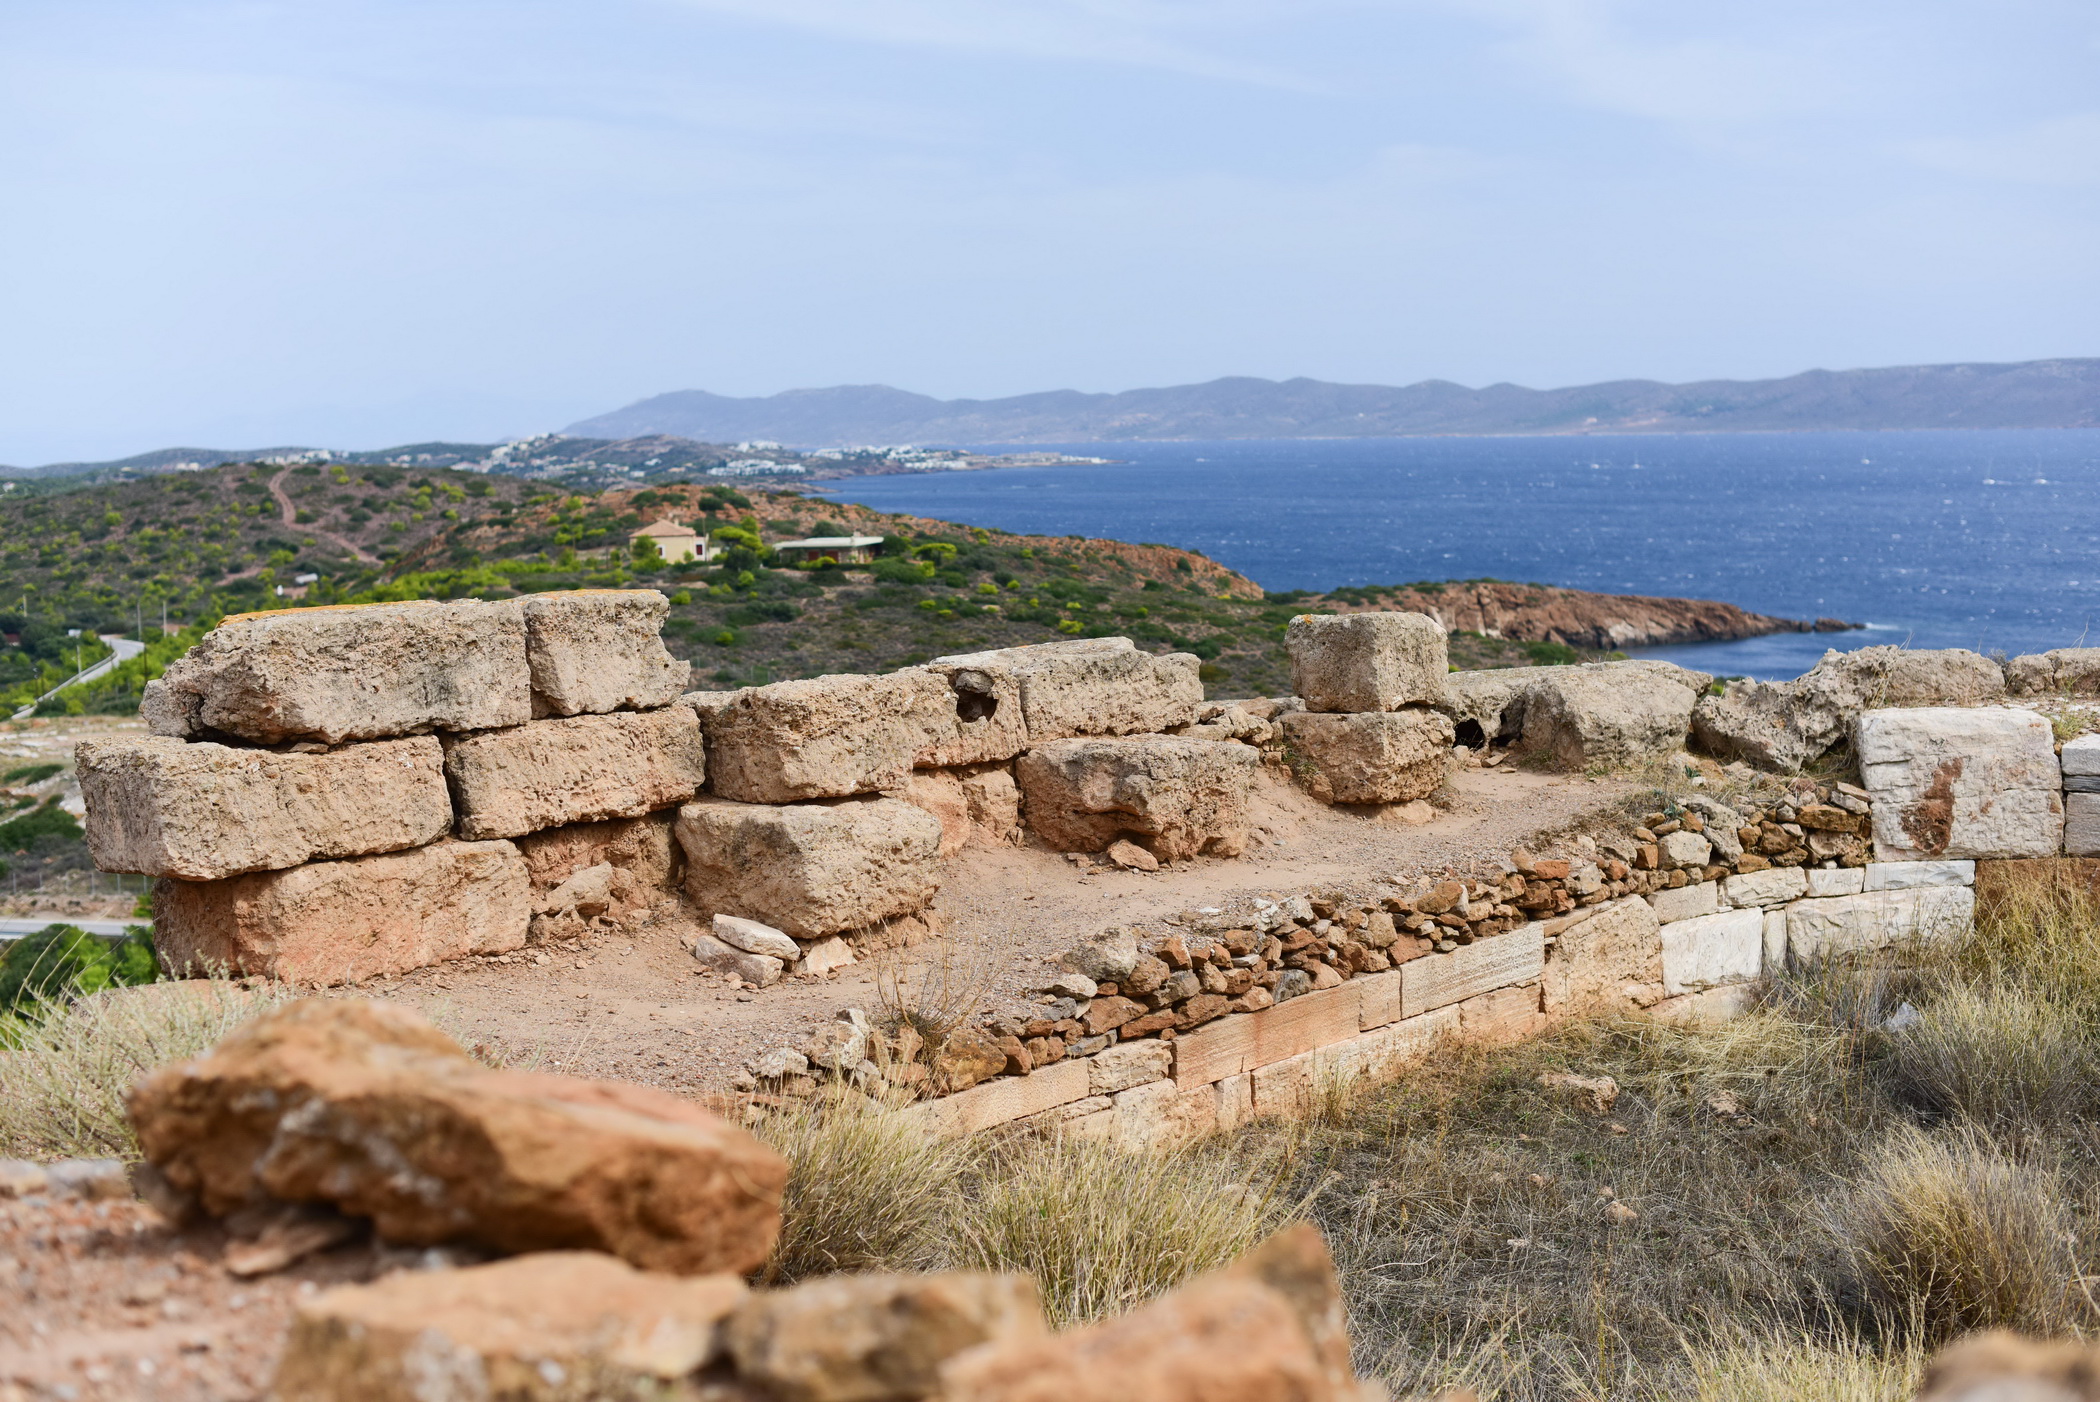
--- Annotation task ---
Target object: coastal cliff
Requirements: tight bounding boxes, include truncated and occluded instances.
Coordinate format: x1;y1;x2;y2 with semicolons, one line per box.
1319;579;1851;650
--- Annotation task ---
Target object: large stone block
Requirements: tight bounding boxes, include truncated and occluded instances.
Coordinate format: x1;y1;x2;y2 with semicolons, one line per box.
78;735;450;881
1170;981;1365;1087
930;638;1202;742
1014;735;1259;862
515;811;681;897
906;1059;1092;1137
1693;646;2006;772
1519;661;1706;769
904;765;1024;857
2069;794;2100;857
519;590;689;718
698;670;965;803
2006;647;2100;696
1398;924;1546;1019
1659;908;1764;995
444;707;706;841
1857;707;2062;859
1278;709;1453;804
272;1253;746;1402
1286;611;1448;714
154;838;530;984
1542;897;1662;1012
146;600;529;744
1247;1006;1459;1116
128;999;786;1274
2061;733;2100;776
1863;860;1976;890
1724;866;1809;908
1649;880;1719;923
1439;668;1541;747
1785;886;1975;963
675;795;942;940
908;662;1031;767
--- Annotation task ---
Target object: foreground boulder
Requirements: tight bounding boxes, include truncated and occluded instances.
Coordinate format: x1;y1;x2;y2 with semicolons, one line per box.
676;795;943;939
273;1252;747;1402
128;999;787;1274
1278;709;1453;803
1693;645;2006;771
520;589;691;717
443;706;708;840
77;734;451;881
1015;736;1259;862
931;638;1203;742
1857;707;2062;859
1518;661;1710;769
145;599;530;744
1286;611;1448;713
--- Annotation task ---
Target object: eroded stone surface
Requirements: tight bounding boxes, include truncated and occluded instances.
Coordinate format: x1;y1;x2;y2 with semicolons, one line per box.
1863;860;1976;890
1543;898;1663;1013
1519;662;1707;769
1285;611;1448;714
1278;709;1453;804
78;735;450;881
154;838;530;985
1015;735;1259;862
520;590;690;718
1694;646;2007;772
1785;886;1976;963
700;671;956;803
516;811;681;900
676;796;943;939
148;600;530;744
1724;866;1809;908
2006;647;2100;697
1440;668;1539;747
1659;908;1764;995
444;707;707;841
1857;707;2062;859
931;638;1203;742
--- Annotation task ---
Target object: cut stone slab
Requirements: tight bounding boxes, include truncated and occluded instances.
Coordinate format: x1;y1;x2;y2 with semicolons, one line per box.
929;637;1203;742
1648;880;1718;923
676;795;942;940
1785;886;1976;963
1087;1040;1174;1095
443;707;707;841
1659;908;1764;995
1863;860;1976;890
520;590;690;718
1805;867;1866;897
1857;707;2062;859
1398;924;1546;1020
271;1252;746;1402
154;838;529;985
1170;981;1365;1087
2006;648;2100;696
1724;866;1809;909
700;670;958;803
906;1059;1092;1137
1519;661;1707;769
1543;897;1663;1013
1286;611;1449;714
1694;646;2007;772
1015;735;1259;862
1278;709;1453;804
2061;733;2100;776
2066;793;2100;857
128;998;787;1274
713;913;799;961
78;735;450;881
146;599;529;744
1249;1005;1459;1117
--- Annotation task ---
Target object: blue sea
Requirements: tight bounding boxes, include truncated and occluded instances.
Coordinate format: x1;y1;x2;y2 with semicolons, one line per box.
810;430;2100;681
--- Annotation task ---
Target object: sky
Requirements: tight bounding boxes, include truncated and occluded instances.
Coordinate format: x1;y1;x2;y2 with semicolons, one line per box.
1;0;2096;463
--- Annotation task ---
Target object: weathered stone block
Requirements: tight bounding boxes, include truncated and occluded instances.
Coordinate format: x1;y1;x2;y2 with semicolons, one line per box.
272;1252;745;1402
2007;648;2100;696
1015;735;1258;862
1519;662;1705;769
1858;707;2062;859
1660;908;1763;995
1099;1078;1220;1151
444;707;706;841
1171;981;1365;1087
1724;866;1809;908
520;590;689;718
1693;646;2005;772
904;764;1024;857
1543;897;1662;1013
1285;611;1448;714
516;811;680;899
1439;668;1540;747
931;638;1202;741
1805;866;1866;897
1458;983;1548;1045
1649;880;1718;923
2069;793;2100;857
696;670;952;803
1278;709;1453;804
155;838;529;985
675;795;942;939
1763;909;1787;970
1863;860;1976;890
2061;733;2100;776
78;735;450;881
1399;924;1546;1019
1249;1005;1459;1115
1087;1041;1173;1095
148;600;529;744
907;1059;1091;1136
1785;886;1975;963
908;662;1031;767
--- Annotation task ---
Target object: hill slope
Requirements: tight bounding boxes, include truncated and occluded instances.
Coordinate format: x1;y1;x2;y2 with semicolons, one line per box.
567;359;2100;445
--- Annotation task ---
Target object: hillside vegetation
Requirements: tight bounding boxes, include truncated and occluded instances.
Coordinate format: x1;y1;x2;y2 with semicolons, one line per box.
0;462;1588;714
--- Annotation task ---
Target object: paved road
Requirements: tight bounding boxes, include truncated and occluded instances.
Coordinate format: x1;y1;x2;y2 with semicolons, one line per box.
8;635;147;721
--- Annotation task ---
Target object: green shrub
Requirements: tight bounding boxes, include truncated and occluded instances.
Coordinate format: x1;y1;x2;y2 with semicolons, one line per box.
2;762;61;785
0;797;82;853
0;924;156;1018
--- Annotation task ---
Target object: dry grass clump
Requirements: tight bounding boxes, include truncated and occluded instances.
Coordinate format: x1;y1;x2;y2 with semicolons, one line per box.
0;977;288;1160
1881;982;2096;1129
1673;1336;1922;1402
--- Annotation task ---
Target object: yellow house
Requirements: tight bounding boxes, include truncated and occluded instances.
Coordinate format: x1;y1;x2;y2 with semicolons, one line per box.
630;519;712;563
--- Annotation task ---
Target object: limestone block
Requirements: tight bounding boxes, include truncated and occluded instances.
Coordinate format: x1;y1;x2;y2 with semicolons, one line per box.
1439;668;1540;746
515;811;680;900
1857;707;2062;859
1762;909;1787;971
519;590;689;718
1660;908;1764;995
272;1253;745;1402
1543;897;1662;1013
2007;648;2100;696
675;795;942;940
906;1059;1091;1137
1250;1005;1459;1115
1213;1073;1254;1132
128;999;786;1274
1171;981;1365;1087
1087;1041;1173;1095
1785;886;1975;963
1015;735;1259;862
1102;1078;1220;1151
2061;733;2100;776
930;637;1202;742
1519;662;1704;769
905;769;972;857
1278;709;1453;804
1651;984;1758;1025
1804;867;1866;897
1399;924;1546;1019
2070;793;2100;857
148;600;530;744
444;708;706;841
1286;611;1449;714
78;735;450;881
700;670;952;803
1458;983;1548;1045
908;662;1031;767
1864;860;1976;890
1658;830;1712;869
154;838;529;985
904;765;1023;856
1693;646;2006;772
1648;881;1718;923
1724;867;1809;908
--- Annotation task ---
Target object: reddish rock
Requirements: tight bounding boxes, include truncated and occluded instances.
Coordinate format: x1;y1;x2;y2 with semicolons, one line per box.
1082;996;1145;1036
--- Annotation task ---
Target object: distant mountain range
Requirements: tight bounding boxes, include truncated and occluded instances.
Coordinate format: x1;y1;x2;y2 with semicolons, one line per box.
565;358;2100;446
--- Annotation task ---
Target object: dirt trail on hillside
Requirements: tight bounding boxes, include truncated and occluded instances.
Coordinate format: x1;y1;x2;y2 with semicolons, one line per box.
267;468;378;565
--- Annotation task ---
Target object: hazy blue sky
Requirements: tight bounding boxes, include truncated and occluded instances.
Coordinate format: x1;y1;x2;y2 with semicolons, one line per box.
3;1;2096;461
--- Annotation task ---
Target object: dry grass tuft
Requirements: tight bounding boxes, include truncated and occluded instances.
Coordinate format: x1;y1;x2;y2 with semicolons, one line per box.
1881;982;2095;1129
1673;1336;1923;1402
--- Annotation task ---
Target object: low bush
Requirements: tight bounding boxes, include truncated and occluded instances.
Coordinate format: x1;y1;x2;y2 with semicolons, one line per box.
1882;981;2094;1129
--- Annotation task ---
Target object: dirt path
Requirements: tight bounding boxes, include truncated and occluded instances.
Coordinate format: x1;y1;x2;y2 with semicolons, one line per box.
267;469;379;566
